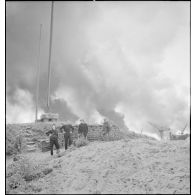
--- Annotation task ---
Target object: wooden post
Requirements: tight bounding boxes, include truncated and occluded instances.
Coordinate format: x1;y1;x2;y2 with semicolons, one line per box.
35;24;42;123
47;1;54;113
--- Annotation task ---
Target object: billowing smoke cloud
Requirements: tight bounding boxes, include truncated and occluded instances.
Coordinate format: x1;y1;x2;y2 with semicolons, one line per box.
6;87;44;123
6;2;190;136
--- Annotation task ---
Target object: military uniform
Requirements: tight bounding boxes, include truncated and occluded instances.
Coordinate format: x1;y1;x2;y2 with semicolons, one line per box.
102;121;111;136
78;123;88;139
60;124;74;150
46;129;60;155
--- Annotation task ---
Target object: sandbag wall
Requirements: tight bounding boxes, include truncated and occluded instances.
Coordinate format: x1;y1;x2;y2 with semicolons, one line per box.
6;123;126;153
70;124;125;142
32;124;125;152
40;125;125;152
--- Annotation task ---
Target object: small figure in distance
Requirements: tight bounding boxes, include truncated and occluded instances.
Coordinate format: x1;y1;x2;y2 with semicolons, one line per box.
60;123;74;150
102;118;111;138
46;123;60;156
78;119;88;140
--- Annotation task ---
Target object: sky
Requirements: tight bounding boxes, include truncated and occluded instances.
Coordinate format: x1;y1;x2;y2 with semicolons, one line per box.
6;1;190;138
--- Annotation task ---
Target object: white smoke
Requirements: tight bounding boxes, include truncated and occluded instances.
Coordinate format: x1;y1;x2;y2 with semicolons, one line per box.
6;2;190;136
6;88;44;124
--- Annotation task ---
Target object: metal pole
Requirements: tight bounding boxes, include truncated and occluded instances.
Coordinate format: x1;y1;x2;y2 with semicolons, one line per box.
47;1;54;113
181;123;187;135
35;24;42;123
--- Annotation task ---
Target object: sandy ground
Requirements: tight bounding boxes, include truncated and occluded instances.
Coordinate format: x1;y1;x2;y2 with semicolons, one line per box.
6;138;190;194
7;139;190;194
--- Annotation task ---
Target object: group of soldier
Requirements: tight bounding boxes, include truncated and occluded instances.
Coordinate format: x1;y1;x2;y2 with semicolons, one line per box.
46;118;111;156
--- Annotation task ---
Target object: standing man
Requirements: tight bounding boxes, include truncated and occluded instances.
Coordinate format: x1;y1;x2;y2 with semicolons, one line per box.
78;119;88;139
46;123;60;156
102;118;111;138
60;123;74;150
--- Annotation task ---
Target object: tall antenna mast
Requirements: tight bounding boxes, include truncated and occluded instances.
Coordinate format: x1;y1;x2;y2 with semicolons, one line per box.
47;1;54;112
35;24;42;123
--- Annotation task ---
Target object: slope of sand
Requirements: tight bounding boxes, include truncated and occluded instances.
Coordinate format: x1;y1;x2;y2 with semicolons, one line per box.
17;138;190;194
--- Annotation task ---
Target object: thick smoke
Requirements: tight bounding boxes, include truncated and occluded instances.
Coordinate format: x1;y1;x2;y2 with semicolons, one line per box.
6;88;44;123
6;2;190;136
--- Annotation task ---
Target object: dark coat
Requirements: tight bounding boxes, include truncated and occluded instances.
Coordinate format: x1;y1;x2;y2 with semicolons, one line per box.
60;124;74;150
60;124;74;136
78;123;88;137
46;129;58;139
102;121;111;135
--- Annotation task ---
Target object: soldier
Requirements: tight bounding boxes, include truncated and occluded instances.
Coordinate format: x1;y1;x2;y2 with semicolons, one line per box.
78;119;88;139
60;123;74;150
102;118;111;137
46;124;60;156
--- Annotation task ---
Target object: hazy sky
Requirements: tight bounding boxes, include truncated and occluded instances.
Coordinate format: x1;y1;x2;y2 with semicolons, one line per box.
6;1;190;137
